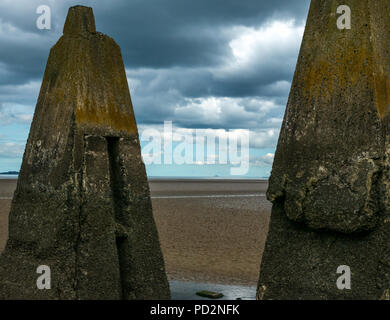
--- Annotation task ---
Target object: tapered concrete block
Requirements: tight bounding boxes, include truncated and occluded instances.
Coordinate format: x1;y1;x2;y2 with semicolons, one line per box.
0;6;170;300
258;0;390;299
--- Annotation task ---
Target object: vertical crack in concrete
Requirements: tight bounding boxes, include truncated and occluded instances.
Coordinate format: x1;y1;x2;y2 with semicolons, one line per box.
73;135;86;300
106;137;127;299
0;5;170;299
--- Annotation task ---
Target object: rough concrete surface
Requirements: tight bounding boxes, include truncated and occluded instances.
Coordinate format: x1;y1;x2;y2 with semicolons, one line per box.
258;0;390;299
0;6;170;300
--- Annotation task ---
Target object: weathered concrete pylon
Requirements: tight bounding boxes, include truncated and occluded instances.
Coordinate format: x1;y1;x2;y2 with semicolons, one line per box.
0;6;170;300
258;0;390;299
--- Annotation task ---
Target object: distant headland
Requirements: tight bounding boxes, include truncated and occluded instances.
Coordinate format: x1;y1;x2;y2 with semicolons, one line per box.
0;171;19;175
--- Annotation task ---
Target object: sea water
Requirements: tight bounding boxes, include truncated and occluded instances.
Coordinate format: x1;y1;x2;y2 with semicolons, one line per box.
169;280;256;300
0;175;18;179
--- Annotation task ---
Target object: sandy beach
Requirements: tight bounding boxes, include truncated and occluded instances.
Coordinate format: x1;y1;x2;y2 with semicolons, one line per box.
0;178;271;287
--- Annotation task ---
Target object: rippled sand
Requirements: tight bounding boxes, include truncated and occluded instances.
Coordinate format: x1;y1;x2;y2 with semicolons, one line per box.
0;178;271;286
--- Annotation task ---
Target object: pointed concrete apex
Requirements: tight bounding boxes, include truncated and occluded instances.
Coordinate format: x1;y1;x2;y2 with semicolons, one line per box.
63;5;96;35
0;5;170;300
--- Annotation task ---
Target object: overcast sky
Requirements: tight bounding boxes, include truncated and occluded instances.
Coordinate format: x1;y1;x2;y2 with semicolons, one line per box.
0;0;311;177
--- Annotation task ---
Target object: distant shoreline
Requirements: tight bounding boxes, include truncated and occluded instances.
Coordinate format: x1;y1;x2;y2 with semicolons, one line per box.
149;177;269;182
0;175;269;182
0;172;19;175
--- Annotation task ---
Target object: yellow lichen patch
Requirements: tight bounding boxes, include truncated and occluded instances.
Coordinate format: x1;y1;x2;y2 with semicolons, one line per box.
75;102;137;134
52;35;139;135
302;45;373;103
303;59;334;102
373;70;390;119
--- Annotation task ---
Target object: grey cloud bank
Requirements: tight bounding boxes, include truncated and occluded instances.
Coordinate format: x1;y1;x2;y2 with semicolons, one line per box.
0;0;311;173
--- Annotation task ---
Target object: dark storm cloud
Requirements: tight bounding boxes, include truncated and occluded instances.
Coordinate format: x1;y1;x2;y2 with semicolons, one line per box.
0;0;310;83
0;0;311;131
94;0;311;68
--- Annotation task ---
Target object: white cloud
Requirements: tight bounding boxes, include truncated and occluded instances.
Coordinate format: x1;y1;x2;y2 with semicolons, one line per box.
139;123;278;150
169;96;282;129
220;19;305;77
0;103;34;125
249;128;279;149
251;153;275;167
0;141;25;159
124;20;305;132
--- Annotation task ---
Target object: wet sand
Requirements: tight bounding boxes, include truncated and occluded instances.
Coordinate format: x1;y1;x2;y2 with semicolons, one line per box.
0;178;271;286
